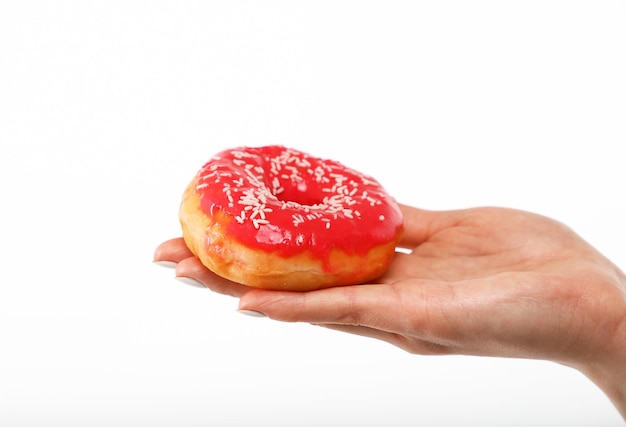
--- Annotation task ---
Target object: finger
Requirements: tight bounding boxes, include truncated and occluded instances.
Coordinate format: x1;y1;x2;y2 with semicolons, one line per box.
153;237;194;264
176;256;251;298
239;283;407;327
398;204;461;248
238;279;484;345
238;281;469;351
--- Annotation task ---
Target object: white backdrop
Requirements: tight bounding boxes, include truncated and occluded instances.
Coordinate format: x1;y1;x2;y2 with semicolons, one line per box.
1;1;625;426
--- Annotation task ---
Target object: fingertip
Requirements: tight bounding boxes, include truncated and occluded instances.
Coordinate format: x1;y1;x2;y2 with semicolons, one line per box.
153;237;194;264
175;257;251;298
174;255;203;276
238;288;272;311
237;309;267;318
153;260;178;269
237;288;298;321
175;276;207;289
152;243;168;263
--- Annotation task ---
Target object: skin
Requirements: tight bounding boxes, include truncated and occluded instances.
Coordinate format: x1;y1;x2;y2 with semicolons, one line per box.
154;204;626;419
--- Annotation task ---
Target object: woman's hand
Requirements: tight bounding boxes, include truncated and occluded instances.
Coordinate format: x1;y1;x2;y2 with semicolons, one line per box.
154;204;626;418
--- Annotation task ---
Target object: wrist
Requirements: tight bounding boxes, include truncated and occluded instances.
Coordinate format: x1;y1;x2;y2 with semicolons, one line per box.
577;309;626;420
580;357;626;419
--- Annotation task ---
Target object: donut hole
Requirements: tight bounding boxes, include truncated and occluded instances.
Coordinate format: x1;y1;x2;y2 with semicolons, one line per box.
275;177;325;207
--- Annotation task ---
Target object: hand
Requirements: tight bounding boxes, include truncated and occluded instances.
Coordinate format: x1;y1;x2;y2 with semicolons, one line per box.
154;204;626;418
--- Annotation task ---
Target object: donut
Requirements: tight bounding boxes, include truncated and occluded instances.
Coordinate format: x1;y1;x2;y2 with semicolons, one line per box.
179;145;403;291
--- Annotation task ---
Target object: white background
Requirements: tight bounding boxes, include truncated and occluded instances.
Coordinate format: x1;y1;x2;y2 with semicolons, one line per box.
1;1;625;425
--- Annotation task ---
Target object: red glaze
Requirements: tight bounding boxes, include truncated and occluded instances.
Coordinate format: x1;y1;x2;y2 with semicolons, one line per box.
195;145;403;269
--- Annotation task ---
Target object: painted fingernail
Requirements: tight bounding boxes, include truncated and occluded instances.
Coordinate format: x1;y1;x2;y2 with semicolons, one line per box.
175;276;206;289
237;309;267;318
154;260;178;269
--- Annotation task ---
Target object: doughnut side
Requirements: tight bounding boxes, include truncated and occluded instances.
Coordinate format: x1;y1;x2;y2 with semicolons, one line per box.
179;179;402;291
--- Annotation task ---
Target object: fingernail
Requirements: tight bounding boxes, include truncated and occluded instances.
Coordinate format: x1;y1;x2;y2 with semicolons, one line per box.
237;309;267;318
175;276;206;289
154;260;178;269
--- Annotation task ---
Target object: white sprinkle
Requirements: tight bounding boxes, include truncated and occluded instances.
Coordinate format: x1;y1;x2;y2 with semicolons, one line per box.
297;158;311;168
253;218;269;229
361;176;377;185
379;215;385;221
292;214;305;226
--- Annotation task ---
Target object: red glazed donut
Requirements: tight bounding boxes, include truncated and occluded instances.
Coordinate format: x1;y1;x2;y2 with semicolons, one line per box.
179;145;403;291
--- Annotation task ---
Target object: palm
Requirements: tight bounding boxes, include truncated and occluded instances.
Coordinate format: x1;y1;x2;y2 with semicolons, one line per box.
382;206;589;283
317;205;622;363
